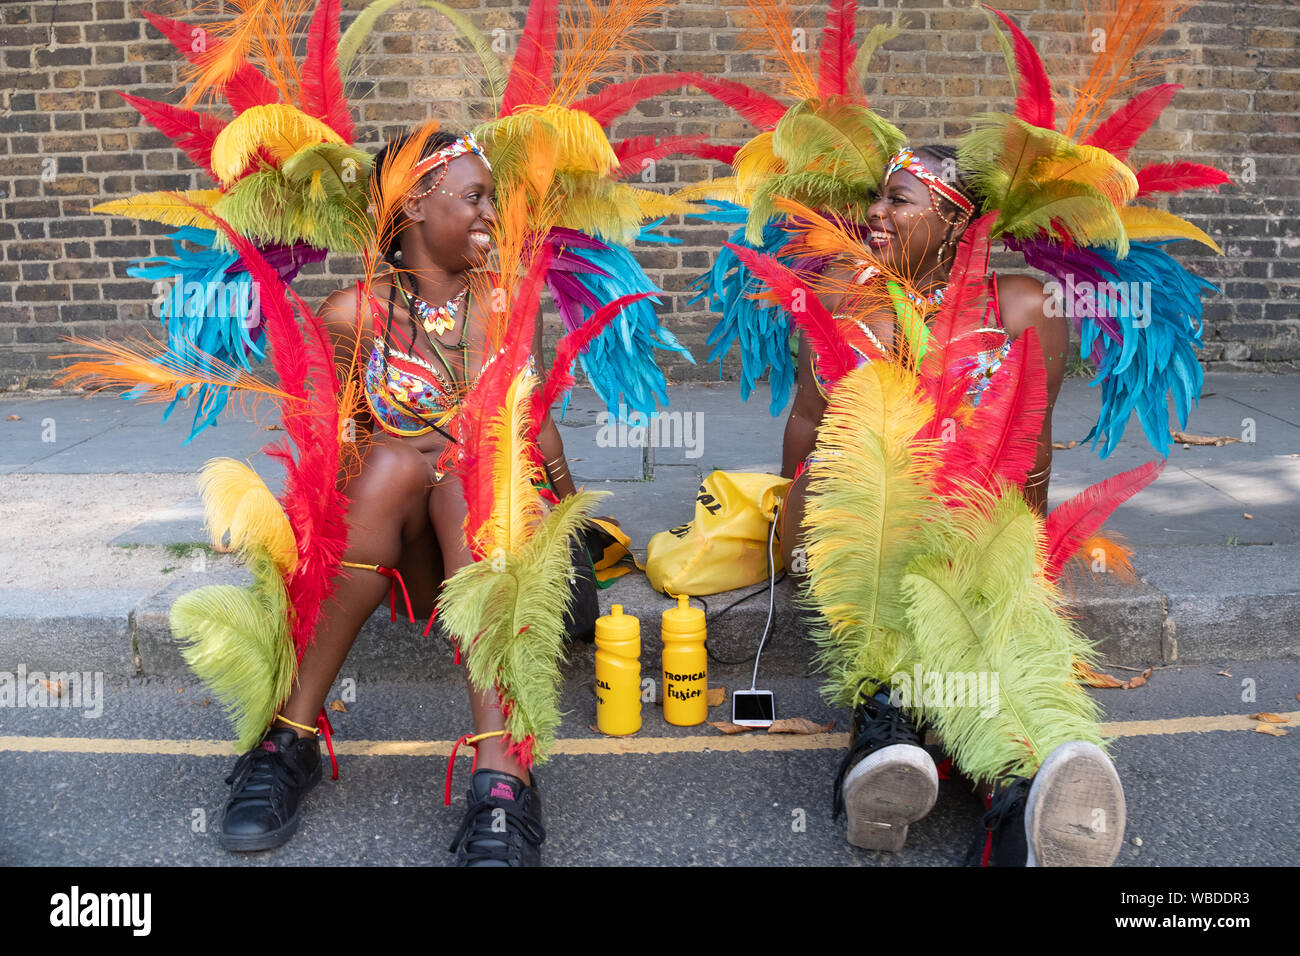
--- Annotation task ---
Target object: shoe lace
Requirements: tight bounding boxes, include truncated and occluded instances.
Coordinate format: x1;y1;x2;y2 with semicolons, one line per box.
448;794;546;865
831;694;922;819
225;744;313;815
965;775;1031;867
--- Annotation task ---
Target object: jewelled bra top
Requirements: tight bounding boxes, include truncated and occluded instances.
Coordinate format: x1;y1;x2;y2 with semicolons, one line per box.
813;272;1012;408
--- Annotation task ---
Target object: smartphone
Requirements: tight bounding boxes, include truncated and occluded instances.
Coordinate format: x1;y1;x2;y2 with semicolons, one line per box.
732;689;775;727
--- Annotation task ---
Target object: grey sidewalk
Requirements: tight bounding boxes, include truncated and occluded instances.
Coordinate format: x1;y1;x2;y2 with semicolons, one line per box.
1;371;1298;679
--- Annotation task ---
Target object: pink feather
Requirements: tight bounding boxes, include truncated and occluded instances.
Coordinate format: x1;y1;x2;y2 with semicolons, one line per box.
1083;83;1181;161
501;0;559;115
117;92;226;177
1042;459;1165;582
571;73;697;125
299;0;354;142
818;0;859;99
1135;160;1231;198
684;74;789;130
984;5;1055;130
724;242;858;385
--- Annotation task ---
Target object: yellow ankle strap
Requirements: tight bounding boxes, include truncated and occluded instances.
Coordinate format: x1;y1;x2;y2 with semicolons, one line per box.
274;713;317;734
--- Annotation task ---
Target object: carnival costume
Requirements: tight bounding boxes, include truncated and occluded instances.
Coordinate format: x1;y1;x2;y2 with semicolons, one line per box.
59;0;708;783
689;1;1226;862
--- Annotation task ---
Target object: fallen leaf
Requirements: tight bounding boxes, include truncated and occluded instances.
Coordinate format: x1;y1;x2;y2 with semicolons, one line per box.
1125;666;1154;690
767;717;835;735
706;686;726;707
709;721;758;734
1250;712;1289;724
1051;440;1077;450
200;698;211;708
1216;669;1232;677
177;687;184;693
1254;724;1288;737
6;414;20;421
1170;430;1241;446
38;679;65;698
329;699;347;713
263;423;284;431
1074;661;1151;690
1243;513;1253;519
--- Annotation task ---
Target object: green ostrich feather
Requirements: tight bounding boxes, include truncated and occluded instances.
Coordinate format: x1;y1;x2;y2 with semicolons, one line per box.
169;548;296;750
438;490;609;761
900;489;1105;784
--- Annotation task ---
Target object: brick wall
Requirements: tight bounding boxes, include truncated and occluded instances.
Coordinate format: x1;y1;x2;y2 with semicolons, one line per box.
2;0;1296;389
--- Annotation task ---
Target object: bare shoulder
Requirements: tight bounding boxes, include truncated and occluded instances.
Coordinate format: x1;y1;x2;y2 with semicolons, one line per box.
995;273;1066;345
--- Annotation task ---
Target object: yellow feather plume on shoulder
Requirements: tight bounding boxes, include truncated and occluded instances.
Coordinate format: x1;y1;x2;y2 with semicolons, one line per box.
198;458;298;574
1119;205;1223;255
483;366;547;557
211;104;346;186
1036;143;1139;207
91;190;221;228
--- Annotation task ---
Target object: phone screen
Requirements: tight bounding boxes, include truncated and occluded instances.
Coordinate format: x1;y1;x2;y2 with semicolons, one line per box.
732;691;775;722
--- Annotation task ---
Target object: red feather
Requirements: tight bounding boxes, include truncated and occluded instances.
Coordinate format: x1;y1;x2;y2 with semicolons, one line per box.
195;204;348;655
571;73;697;125
724;242;858;385
684;74;788;130
984;5;1054;130
501;0;559;115
1083;83;1181;161
693;143;741;164
118;92;226;177
299;0;354;142
141;10;280;114
530;291;657;433
1042;459;1165;582
941;328;1047;495
818;0;859;99
916;214;994;436
1135;160;1231;198
611;134;710;179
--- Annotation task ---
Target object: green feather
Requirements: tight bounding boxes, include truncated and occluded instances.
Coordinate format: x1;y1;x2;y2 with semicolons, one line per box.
169;549;295;750
982;9;1019;100
747;172;871;243
849;19;909;93
420;1;508;112
338;0;412;79
438;491;609;761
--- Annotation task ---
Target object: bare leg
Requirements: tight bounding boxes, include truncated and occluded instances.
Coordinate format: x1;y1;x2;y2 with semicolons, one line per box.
278;438;440;736
780;468;811;577
428;472;532;786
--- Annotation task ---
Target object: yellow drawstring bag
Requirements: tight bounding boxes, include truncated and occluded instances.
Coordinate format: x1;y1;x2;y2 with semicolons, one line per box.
645;471;791;596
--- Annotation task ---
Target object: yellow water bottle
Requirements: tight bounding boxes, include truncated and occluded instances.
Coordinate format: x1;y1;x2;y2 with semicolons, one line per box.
661;595;707;726
594;604;641;736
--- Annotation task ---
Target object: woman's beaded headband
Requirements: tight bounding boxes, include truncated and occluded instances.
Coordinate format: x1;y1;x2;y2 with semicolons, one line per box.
883;148;975;225
407;133;492;201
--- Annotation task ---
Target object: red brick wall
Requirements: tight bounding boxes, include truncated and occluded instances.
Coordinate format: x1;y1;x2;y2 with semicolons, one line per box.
2;0;1296;389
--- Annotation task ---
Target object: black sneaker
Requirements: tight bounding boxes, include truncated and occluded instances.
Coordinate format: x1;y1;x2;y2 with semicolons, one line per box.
218;726;322;852
977;741;1126;867
449;769;546;867
832;689;939;851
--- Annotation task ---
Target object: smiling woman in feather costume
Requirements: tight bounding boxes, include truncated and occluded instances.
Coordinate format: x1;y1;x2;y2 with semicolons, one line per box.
687;0;1225;866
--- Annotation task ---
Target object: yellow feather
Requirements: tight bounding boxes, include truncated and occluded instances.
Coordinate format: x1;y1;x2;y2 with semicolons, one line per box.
1119;205;1223;254
489;105;618;178
733;131;784;201
210;104;346;186
1036;143;1138;206
671;175;744;205
91;190;221;228
485;367;546;555
198;458;298;574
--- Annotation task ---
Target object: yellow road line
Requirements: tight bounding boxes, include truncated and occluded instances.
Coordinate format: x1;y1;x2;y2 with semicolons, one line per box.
0;710;1294;757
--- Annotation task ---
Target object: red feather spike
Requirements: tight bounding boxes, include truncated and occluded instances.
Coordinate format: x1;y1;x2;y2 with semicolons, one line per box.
611;134;710;179
1042;459;1165;583
1083;83;1181;161
117;92;226;178
915;214;994;436
529;291;657;435
571;73;697;125
501;0;560;115
983;5;1055;130
684;74;789;131
818;0;859;99
1135;160;1231;198
141;10;280;114
940;328;1047;495
299;0;354;143
724;241;858;385
693;143;741;164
